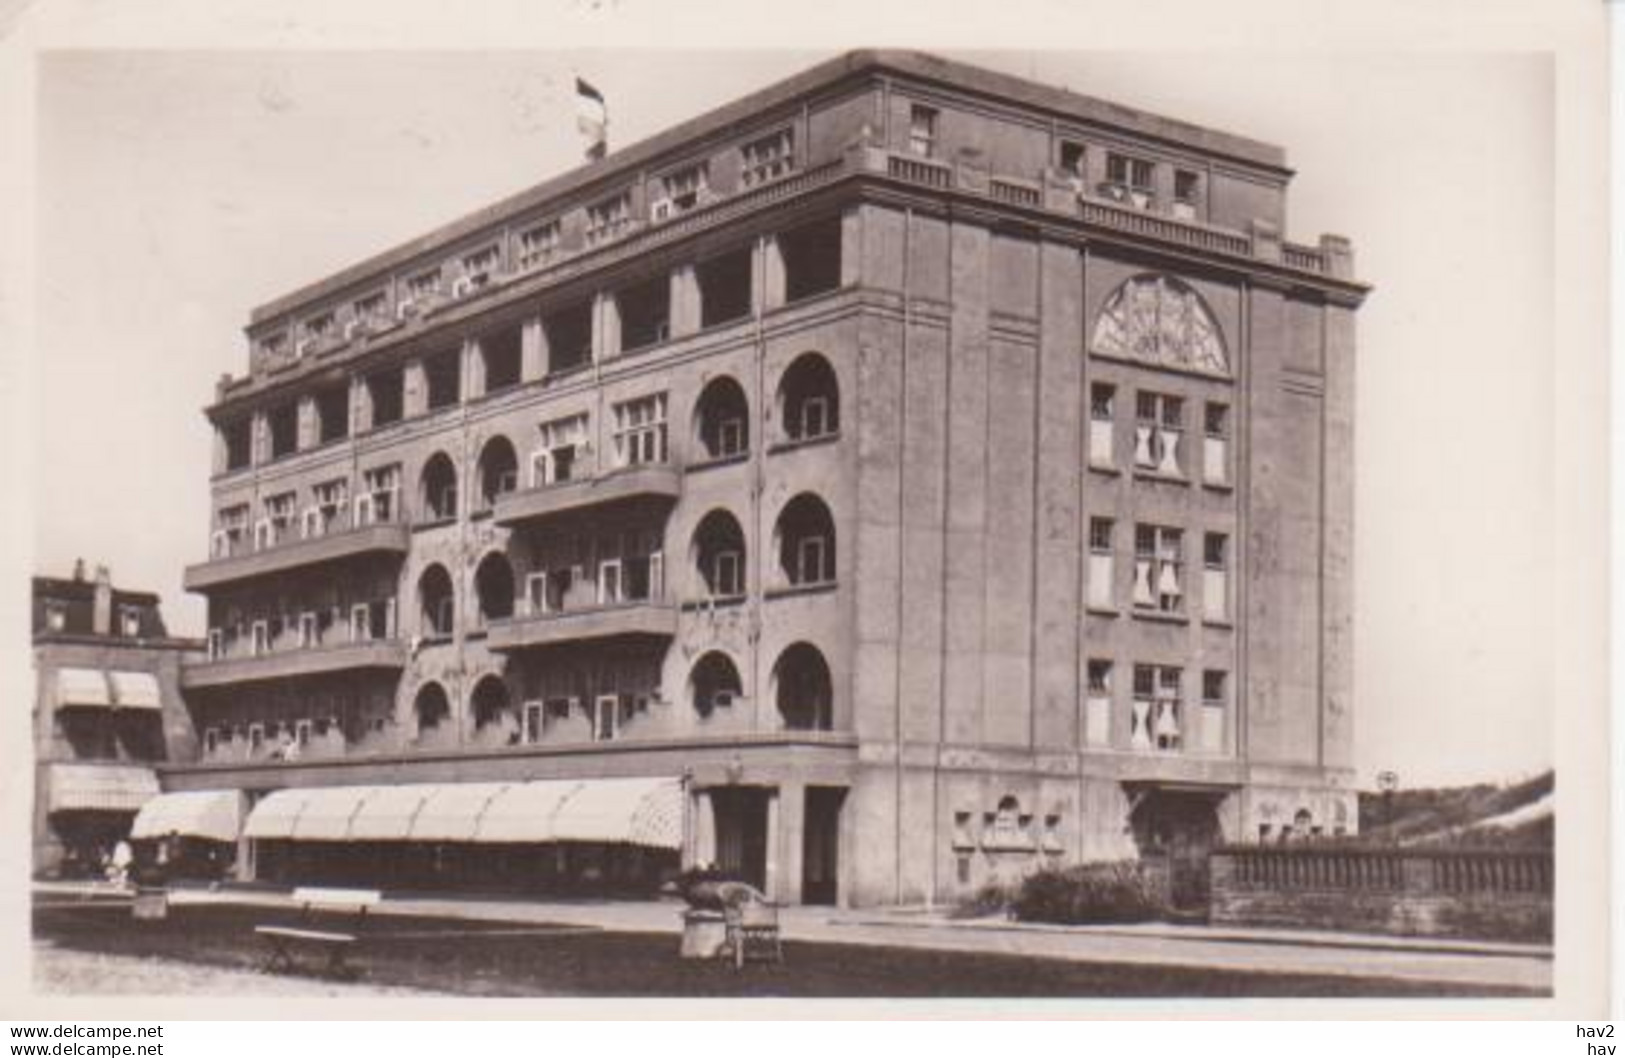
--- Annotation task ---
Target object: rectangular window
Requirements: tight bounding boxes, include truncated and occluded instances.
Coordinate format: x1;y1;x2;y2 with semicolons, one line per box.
459;246;500;292
1134;524;1184;614
517;220;562;271
311;479;348;535
298;611;318;648
697;246;753;328
222;418;253;471
654;162;708;219
403;269;441;314
908;104;939;158
424;348;461;411
352;292;387;333
797;536;828;586
1089;383;1116;468
263;492;296;546
1131;663;1182;751
299;313;333;356
593;694;619;741
1134;391;1185;478
366;366;405;427
1105;152;1155;208
615;274;671;352
316;382;349;443
358;464;400;525
1173;169;1201;220
1059;140;1086;182
45;602;67;633
612;393;668;467
1085;659;1112;748
523;701;544;744
532;413;587;487
586;192;632;246
714;550;743;597
203;727;219;755
741;128;794;187
1088;517;1115;610
268;401;299;459
526;572;548;616
598;559;623;605
1204;403;1230;484
214;504;249;558
1199;670;1226;753
1204;532;1229;622
251;619;269;656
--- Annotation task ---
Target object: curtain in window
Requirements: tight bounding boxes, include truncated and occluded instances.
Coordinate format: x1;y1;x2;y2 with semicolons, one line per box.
1133;560;1155;606
1130;699;1152;749
1157;428;1182;476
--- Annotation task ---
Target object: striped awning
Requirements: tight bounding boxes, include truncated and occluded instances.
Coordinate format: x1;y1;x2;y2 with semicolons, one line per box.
410;783;510;842
55;668;111;708
47;764;159;813
348;784;433;841
292;786;375;841
108;671;162;710
131;790;243;842
239;778;683;850
553;777;683;849
243;788;318;840
475;780;583;843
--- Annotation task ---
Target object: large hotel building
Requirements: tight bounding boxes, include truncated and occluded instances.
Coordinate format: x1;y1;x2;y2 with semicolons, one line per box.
162;50;1366;908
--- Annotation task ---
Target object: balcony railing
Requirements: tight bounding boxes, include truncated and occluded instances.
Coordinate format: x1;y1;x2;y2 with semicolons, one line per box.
185;519;409;592
486;599;679;651
182;637;407;690
493;464;681;527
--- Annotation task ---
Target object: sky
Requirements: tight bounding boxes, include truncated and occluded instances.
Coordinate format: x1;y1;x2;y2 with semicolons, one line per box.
28;45;1556;788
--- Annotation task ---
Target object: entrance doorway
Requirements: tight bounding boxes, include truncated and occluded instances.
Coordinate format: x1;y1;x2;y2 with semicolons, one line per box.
1129;789;1224;912
710;787;770;893
802;786;845;905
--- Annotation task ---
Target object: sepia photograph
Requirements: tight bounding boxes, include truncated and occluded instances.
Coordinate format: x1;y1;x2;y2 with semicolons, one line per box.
1;0;1609;1026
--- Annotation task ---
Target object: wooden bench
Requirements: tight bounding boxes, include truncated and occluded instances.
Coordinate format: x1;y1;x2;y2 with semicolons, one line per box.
723;896;783;970
255;887;381;979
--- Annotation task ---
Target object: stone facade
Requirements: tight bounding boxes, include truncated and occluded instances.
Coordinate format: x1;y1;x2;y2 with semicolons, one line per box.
169;50;1367;907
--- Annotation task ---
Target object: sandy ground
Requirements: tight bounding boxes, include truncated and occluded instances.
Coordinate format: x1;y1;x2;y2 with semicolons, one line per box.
32;943;430;998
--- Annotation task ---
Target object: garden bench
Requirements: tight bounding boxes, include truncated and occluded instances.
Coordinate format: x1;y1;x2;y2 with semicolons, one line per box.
255;887;381;978
723;895;783;970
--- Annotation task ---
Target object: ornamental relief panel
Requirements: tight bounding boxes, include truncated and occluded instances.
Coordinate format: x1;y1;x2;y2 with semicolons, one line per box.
1090;274;1229;377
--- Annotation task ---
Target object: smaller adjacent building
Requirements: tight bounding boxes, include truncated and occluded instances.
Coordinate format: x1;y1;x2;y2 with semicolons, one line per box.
32;563;203;877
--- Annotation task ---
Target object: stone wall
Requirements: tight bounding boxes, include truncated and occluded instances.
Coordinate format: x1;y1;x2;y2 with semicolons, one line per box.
1209;846;1553;942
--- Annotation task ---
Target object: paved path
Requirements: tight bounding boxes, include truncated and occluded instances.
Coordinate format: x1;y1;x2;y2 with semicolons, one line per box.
36;882;1552;993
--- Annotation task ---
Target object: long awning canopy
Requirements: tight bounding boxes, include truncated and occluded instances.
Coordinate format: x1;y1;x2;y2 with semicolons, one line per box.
47;764;159;813
131;789;243;842
240;777;683;849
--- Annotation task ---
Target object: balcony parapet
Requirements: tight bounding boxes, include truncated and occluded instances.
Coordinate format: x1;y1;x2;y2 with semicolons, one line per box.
181;639;408;689
493;464;681;527
184;523;410;592
486;601;679;651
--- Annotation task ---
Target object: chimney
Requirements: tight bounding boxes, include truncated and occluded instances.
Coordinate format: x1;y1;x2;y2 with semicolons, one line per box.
72;558;86;582
92;564;112;636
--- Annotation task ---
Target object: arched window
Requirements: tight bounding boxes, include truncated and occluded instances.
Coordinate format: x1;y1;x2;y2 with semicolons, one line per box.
774;642;833;731
775;493;836;586
413;682;450;733
476;435;519;509
420;452;458;521
778;353;839;443
692;508;746;598
470;674;511;731
474;552;515;623
694;376;750;461
691;651;743;718
1089;274;1229;376
418;563;455;637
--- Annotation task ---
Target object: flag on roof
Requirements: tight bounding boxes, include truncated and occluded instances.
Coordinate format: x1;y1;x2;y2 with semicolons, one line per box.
575;76;607;161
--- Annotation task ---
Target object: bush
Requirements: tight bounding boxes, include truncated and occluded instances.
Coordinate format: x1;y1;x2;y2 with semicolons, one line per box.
1009;861;1169;925
951;878;1019;920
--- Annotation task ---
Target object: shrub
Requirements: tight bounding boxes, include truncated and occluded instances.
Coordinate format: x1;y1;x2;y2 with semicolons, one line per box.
1009;861;1169;925
951;878;1019;920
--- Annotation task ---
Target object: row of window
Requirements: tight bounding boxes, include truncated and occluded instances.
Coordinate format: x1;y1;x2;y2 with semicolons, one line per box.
257;127;805;365
213;356;842;553
1087;519;1230;621
223;223;844;473
197;639;835;760
905;102;1205;220
1084;661;1229;755
1089;383;1230;484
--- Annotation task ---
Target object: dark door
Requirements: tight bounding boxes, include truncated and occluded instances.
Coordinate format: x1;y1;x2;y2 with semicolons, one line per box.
1131;792;1221;912
802;786;845;905
712;787;770;893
